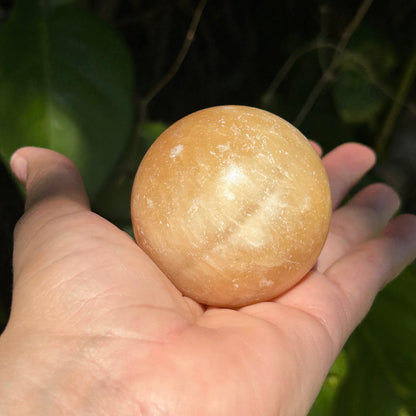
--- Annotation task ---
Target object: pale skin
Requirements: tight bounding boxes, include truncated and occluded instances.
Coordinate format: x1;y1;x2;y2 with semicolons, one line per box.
0;144;415;416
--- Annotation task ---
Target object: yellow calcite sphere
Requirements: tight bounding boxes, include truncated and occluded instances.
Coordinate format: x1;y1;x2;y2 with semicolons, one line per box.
131;106;331;308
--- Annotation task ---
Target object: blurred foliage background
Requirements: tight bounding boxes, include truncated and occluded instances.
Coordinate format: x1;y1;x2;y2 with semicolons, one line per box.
0;0;415;414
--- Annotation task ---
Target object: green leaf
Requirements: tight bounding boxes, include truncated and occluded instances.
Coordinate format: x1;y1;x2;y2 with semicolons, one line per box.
333;266;416;415
332;24;397;125
308;351;348;416
0;0;134;198
138;121;169;154
342;25;397;77
333;68;387;125
92;120;168;224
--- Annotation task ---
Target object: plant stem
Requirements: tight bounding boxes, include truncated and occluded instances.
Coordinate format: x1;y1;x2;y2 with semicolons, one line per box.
262;41;336;107
294;0;374;127
375;52;416;158
138;0;208;125
92;0;209;208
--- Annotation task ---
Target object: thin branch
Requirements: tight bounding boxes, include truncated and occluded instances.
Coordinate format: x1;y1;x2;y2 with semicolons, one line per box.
138;0;208;123
294;0;374;127
263;37;416;119
262;41;336;107
376;52;416;158
339;50;416;117
317;4;332;74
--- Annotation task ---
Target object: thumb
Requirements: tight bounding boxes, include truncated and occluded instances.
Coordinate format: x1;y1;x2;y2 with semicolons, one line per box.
10;146;90;213
10;147;91;271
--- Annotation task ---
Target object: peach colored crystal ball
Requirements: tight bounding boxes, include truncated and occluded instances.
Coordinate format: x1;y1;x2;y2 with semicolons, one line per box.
131;106;331;308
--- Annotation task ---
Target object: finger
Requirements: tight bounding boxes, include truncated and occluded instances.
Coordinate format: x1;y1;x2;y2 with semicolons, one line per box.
11;147;90;256
309;140;322;156
322;143;376;209
318;183;400;271
323;213;416;336
10;147;90;212
273;213;416;357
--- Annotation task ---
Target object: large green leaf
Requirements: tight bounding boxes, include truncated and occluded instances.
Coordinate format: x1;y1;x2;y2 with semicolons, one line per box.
332;25;397;125
0;0;134;198
333;266;416;415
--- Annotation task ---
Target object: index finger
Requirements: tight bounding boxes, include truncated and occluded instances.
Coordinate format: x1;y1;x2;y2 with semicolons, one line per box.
322;143;376;209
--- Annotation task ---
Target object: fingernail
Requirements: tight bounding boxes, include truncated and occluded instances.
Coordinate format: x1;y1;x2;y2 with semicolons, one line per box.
10;151;28;184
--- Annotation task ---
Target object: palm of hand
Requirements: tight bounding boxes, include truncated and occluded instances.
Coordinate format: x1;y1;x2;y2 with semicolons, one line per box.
2;143;415;416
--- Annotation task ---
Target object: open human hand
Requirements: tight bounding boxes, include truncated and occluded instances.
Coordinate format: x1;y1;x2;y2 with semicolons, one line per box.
1;144;415;416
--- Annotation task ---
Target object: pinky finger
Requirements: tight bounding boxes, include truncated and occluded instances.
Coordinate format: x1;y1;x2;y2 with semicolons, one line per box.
325;214;416;329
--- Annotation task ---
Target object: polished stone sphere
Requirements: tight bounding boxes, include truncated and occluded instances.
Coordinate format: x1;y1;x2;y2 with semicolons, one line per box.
131;106;331;307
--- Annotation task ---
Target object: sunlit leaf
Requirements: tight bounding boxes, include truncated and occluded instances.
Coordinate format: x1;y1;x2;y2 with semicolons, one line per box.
333;266;416;415
0;0;134;198
308;351;348;416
